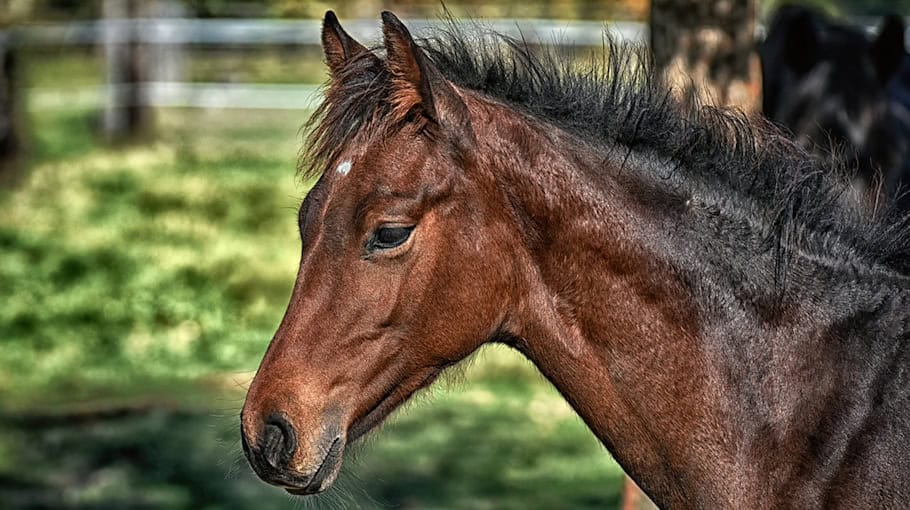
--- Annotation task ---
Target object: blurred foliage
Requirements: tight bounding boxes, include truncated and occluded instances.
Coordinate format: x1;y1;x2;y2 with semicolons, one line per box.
762;0;910;17
267;0;649;20
4;0;908;23
0;105;624;508
8;0;649;21
21;48;329;87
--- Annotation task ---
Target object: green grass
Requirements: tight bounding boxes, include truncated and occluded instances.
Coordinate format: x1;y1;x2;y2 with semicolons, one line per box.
0;107;305;399
22;50;105;89
22;48;329;89
0;106;625;508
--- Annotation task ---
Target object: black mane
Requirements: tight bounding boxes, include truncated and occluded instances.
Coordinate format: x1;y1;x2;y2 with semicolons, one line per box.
302;20;910;277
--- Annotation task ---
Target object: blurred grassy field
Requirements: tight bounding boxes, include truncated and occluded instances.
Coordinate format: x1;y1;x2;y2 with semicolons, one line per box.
0;105;625;509
22;48;331;88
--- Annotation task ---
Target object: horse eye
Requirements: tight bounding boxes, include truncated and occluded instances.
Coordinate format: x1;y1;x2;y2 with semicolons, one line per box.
367;225;415;252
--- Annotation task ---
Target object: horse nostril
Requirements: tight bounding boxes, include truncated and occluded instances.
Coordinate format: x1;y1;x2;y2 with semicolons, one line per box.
261;414;297;470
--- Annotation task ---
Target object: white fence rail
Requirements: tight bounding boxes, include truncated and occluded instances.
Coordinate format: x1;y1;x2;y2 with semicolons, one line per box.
12;18;647;47
28;82;324;111
11;17;906;112
13;18;646;112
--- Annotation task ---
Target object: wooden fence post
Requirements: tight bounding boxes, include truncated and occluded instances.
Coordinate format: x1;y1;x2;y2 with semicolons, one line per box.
147;0;184;84
102;0;150;141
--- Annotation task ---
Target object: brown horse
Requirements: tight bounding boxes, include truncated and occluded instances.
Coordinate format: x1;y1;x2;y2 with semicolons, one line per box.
241;11;910;508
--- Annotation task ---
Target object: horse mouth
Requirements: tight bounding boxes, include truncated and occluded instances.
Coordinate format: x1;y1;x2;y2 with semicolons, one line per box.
284;436;344;496
283;365;446;496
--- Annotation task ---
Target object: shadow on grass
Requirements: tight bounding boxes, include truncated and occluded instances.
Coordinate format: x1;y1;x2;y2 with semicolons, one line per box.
0;385;623;510
0;406;266;510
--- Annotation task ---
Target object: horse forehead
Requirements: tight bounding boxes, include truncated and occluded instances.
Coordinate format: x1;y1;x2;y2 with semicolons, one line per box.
328;154;418;187
327;136;444;196
321;155;404;207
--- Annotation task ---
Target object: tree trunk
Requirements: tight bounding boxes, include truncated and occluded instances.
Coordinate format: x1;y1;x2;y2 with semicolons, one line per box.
0;28;22;172
650;0;761;111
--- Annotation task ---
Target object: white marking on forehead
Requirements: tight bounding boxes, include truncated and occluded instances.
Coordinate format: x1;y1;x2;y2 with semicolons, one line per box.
336;160;352;176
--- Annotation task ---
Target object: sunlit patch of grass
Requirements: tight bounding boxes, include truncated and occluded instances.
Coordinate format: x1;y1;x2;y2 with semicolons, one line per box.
23;51;104;89
0;108;303;400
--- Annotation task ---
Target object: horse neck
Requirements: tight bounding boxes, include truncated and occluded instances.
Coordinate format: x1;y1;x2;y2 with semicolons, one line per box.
466;96;910;507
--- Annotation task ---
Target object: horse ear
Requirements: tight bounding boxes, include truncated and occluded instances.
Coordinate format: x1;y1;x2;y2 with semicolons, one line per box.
381;11;439;120
380;11;474;147
322;11;376;79
783;10;819;76
871;15;906;84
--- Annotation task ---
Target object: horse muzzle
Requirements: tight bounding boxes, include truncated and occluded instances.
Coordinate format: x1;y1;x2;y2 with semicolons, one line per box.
241;412;346;495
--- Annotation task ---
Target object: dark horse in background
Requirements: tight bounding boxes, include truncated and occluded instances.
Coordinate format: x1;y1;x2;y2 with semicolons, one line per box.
760;4;910;210
241;11;910;508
